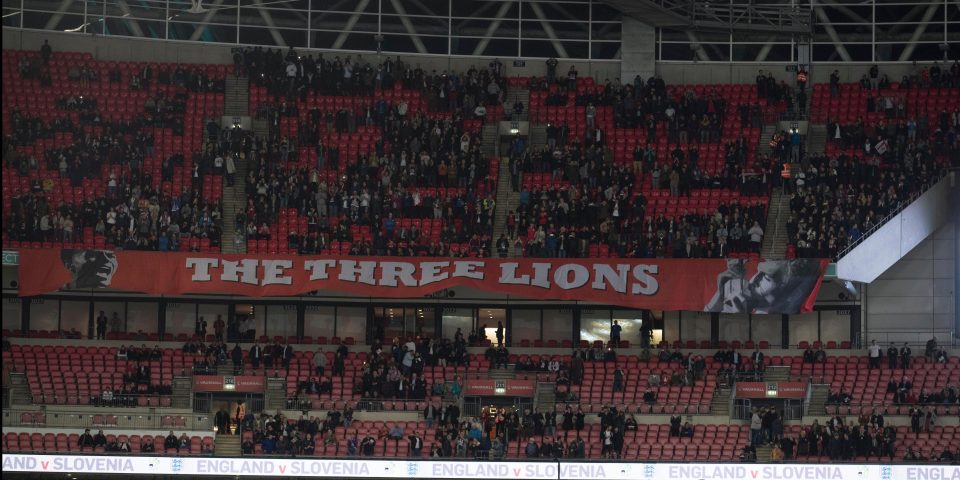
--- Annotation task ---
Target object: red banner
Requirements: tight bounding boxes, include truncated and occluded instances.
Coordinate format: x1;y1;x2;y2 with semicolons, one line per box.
17;249;827;314
465;380;536;397
192;375;265;393
736;382;808;399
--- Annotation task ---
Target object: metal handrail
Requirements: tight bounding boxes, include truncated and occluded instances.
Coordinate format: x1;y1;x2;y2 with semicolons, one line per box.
833;168;955;260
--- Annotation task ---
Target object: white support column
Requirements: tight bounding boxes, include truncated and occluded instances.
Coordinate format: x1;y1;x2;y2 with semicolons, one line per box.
332;0;372;50
528;2;569;58
813;6;851;62
620;16;655;84
897;2;941;61
253;1;287;47
43;0;73;31
387;0;427;54
472;1;514;56
114;0;145;37
189;0;227;42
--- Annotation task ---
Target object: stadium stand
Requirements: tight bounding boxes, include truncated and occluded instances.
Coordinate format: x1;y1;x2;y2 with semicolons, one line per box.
2;49;227;252
788;66;959;259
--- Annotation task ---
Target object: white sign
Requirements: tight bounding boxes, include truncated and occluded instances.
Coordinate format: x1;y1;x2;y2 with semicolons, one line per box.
2;455;959;480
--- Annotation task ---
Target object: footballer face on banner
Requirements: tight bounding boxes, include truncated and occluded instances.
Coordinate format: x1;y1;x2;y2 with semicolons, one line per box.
60;249;118;289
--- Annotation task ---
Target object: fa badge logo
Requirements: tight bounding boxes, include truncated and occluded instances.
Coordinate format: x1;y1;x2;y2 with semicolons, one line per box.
407;462;419;476
643;464;655;479
880;466;891;480
171;458;183;473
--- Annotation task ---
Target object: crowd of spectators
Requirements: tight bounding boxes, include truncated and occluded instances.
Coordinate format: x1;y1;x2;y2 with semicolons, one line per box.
236;46;508;116
75;428;210;454
239;118;495;257
233;46;509;258
790;65;958;259
4;42;227;251
353;335;464;400
504;145;769;258
506;68;774;259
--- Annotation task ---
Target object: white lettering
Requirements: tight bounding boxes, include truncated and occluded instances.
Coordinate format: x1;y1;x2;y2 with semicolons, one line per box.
303;259;337;280
631;264;659;295
419;262;450;286
380;262;418;287
185;258;218;282
221;259;260;285
554;264;589;290
452;260;485;280
338;260;377;285
498;263;530;285
261;260;293;286
530;263;552;289
590;264;629;292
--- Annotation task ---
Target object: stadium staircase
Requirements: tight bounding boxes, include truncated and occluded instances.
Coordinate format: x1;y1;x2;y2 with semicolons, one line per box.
265;377;286;411
805;123;827;156
709;386;731;416
221;74;252;254
535;381;557;412
755;123;779;160
488;368;516;381
214;433;241;457
508;88;530;122
760;188;789;260
224;75;249;118
491;161;519;251
805;384;830;416
762;365;792;382
754;444;773;462
171;376;193;409
8;372;32;405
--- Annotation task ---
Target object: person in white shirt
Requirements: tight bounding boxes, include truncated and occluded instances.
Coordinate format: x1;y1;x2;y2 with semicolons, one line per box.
868;340;882;369
747;221;764;252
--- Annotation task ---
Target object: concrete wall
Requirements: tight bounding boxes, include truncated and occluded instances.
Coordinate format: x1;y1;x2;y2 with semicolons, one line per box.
620;17;655;84
862;217;957;347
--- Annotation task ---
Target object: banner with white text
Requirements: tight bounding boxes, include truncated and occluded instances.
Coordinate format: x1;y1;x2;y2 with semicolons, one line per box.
17;250;828;314
4;456;959;479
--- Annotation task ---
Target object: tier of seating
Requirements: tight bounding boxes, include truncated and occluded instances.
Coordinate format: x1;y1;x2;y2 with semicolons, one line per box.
3;345;193;405
787;65;959;259
811;82;959;124
2;49;227;252
2;430;214;455
553;358;717;414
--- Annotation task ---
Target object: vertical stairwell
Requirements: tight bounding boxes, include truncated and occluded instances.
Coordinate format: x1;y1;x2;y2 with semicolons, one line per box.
214;434;241;457
8;372;32;405
710;386;731;416
528;124;547;148
171;376;193;409
265;377;286;411
805;384;830;417
221;75;252;254
763;365;792;382
755;123;779;159
508;88;530;122
760;188;790;259
223;75;249;117
491;158;519;255
535;381;556;412
805;123;828;157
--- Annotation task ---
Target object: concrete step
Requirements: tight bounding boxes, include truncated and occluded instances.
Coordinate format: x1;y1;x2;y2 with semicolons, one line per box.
487;369;516;380
214;435;241;457
764;365;792;382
